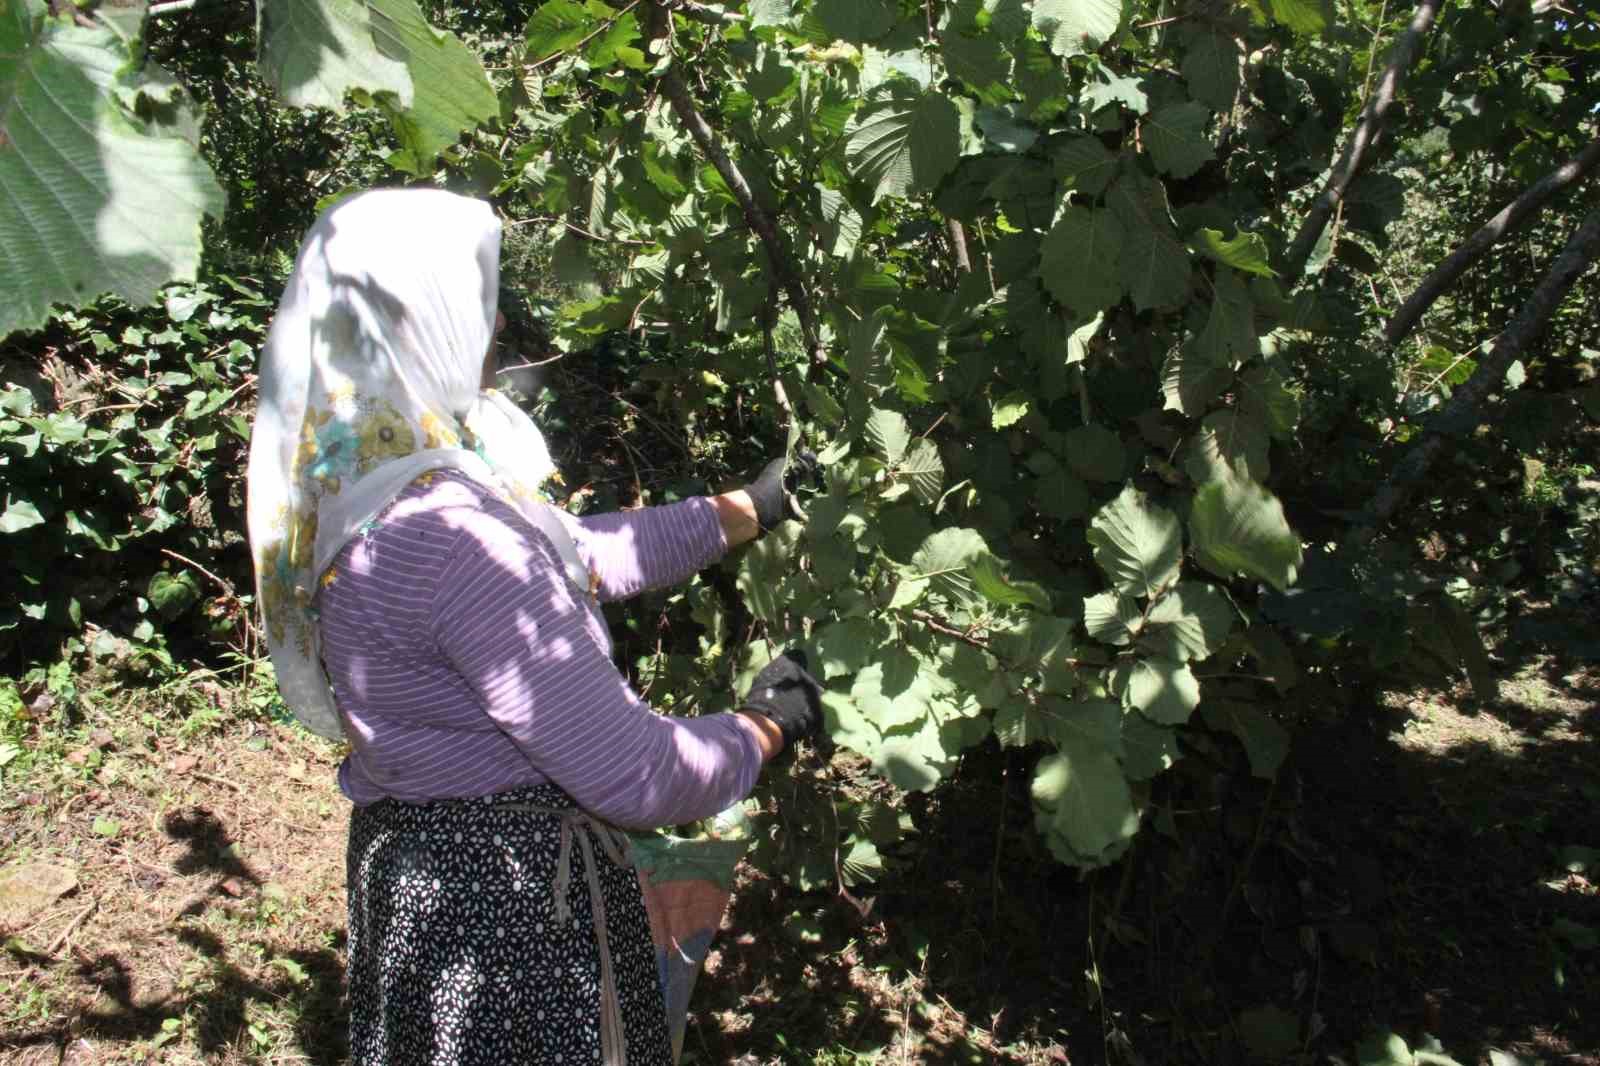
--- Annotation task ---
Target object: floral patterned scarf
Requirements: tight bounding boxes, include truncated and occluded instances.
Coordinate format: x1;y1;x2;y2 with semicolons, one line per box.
246;188;587;739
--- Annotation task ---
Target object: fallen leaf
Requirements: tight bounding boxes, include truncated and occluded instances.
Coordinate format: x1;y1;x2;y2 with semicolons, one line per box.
219;877;246;898
0;863;79;925
90;730;114;750
173;755;198;774
65;749;89;766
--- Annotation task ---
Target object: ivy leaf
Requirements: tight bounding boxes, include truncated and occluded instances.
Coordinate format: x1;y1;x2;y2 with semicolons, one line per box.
1031;736;1139;862
1191;227;1276;277
1064;424;1125;482
1186;408;1271;483
1108;172;1193;312
148;571;201;619
846;91;963;203
1;497;46;534
1202;700;1290;778
258;0;411;110
1083;590;1141;646
1189;477;1303;591
1038;205;1126;317
1141;581;1235;662
1114;657;1201;724
1143;102;1214;179
1121;712;1179;780
1032;0;1125;58
911;527;988;604
813;0;895;44
1086;485;1181;600
1053;137;1119;196
1182;30;1241;111
372;0;498;171
0;7;225;336
523;0;596;60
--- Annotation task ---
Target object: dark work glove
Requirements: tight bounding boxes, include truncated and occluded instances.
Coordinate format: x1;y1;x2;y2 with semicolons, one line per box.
743;450;822;534
741;649;824;747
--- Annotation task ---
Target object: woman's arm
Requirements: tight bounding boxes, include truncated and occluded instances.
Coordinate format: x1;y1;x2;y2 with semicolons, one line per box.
554;489;759;603
432;496;775;828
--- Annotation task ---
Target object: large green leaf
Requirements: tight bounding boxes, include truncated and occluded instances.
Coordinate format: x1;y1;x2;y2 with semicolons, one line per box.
993;615;1078;696
1121;712;1179;780
1161;341;1233;416
1053;137;1118;195
1064;423;1125;482
1032;0;1125;58
1186;408;1271;483
1083;590;1141;646
1189;477;1303;591
1108;172;1192;311
812;618;882;679
851;658;939;732
523;0;595;59
1182;29;1241;111
910;527;988;604
1038;205;1125;317
0;5;225;337
813;0;895;44
258;0;411;110
1269;0;1329;35
900;439;944;505
1193;268;1257;367
1086;485;1181;600
1143;101;1213;179
1114;656;1200;724
371;0;497;171
864;408;911;464
972;554;1052;611
875;711;962;792
1191;227;1275;277
1031;735;1139;862
1141;581;1235;662
846;91;963;202
736;524;800;623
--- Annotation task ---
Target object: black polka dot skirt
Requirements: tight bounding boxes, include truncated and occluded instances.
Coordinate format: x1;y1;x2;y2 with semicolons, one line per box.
346;783;674;1065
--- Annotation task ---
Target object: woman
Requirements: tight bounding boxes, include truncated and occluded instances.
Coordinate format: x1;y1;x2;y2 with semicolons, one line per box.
246;188;823;1066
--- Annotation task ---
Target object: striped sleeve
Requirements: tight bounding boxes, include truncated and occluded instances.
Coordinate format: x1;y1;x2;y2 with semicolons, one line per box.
555;498;728;603
430;499;761;829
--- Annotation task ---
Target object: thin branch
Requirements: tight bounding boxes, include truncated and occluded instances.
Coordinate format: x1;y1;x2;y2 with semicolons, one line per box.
945;219;972;275
1356;205;1600;541
1282;0;1445;279
508;215;656;247
667;0;745;26
647;3;825;367
1384;135;1600;346
529;0;644;70
160;548;236;596
761;284;798;432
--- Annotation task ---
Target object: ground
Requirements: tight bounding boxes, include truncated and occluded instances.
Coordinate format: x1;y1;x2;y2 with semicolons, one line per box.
0;648;1595;1065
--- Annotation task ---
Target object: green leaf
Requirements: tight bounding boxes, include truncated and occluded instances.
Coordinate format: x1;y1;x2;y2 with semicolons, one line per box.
737;523;800;623
817;187;864;258
1141;581;1235;662
584;10;647;70
875;712;961;792
993;615;1078;696
1031;736;1140;862
1143;102;1214;179
971;554;1052;611
1186;408;1270;483
1032;0;1125;58
1121;712;1179;780
92;816;121;838
372;0;498;170
864;408;911;464
1086;485;1181;600
840;838;884;886
1115;657;1200;724
258;0;412;110
942;28;1011;98
1108;172;1192;312
1189;477;1303;591
1038;205;1126;317
900;439;944;505
148;571;201;619
523;0;596;59
1053;137;1118;196
911;527;989;605
1191;228;1276;277
1162;341;1233;416
822;689;881;756
1064;423;1125;482
846;91;963;203
0;7;225;336
851;658;938;732
1083;590;1141;646
1269;0;1329;35
813;0;895;44
991;392;1031;429
1035;468;1091;520
812;618;882;679
1202;700;1289;778
748;0;793;28
1;497;45;534
1239;366;1300;438
1182;30;1241;111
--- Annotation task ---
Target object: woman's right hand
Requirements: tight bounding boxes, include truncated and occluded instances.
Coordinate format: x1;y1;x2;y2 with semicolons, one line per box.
739;649;824;757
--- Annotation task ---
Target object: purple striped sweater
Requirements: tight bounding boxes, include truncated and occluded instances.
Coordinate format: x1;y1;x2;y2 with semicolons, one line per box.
316;470;762;828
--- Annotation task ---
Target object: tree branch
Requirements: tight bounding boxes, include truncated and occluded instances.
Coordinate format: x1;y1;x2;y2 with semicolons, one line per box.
1355;205;1600;541
667;0;745;26
646;3;825;367
1282;0;1445;279
945;219;972;275
1383;135;1600;346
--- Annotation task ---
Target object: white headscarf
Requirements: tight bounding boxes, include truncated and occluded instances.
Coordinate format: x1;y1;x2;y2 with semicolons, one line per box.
246;188;589;739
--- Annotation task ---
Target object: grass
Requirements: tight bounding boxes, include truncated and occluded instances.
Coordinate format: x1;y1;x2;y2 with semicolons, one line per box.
1;637;1595;1065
